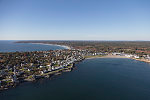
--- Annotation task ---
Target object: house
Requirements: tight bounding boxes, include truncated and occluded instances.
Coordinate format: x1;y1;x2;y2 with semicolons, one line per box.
125;54;133;58
28;69;31;71
51;66;55;70
134;55;140;59
12;74;18;83
112;53;121;55
146;55;150;60
40;71;44;74
48;68;52;71
40;66;44;68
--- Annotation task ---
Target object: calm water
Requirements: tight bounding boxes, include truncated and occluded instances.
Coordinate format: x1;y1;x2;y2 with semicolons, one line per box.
1;58;150;100
0;40;65;52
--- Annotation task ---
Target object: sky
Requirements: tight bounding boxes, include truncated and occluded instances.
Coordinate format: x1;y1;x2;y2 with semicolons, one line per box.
0;0;150;40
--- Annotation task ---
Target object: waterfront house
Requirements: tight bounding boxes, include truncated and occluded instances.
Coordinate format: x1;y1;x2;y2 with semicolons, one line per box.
51;66;55;70
146;55;150;60
125;54;133;58
48;68;52;71
12;74;18;83
134;55;140;59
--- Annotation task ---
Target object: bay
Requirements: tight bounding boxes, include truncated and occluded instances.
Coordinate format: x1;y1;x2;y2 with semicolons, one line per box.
1;58;150;100
0;40;65;52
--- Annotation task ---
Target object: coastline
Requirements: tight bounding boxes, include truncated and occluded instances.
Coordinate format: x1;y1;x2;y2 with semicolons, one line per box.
0;62;81;91
85;55;150;63
0;47;84;91
1;41;150;92
85;55;129;59
133;58;150;63
29;43;71;50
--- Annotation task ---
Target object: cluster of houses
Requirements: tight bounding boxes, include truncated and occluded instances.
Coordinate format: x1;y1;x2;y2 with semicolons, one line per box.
112;52;140;58
0;48;150;90
0;49;84;90
112;52;150;60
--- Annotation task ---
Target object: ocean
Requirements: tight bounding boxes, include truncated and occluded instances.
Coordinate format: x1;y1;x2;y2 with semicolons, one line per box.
0;40;65;52
1;58;150;100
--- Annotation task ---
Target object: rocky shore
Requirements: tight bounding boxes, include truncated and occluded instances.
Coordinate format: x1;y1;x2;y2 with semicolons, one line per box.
1;41;150;92
0;61;83;91
0;49;84;91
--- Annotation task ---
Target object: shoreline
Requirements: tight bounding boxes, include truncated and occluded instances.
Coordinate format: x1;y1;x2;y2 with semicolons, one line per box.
85;55;129;59
0;62;79;91
1;52;150;91
85;55;150;63
29;43;71;50
133;58;150;63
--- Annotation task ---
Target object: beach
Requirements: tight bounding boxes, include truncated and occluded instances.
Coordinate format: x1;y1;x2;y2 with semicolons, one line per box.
85;55;129;59
30;43;71;50
86;55;150;63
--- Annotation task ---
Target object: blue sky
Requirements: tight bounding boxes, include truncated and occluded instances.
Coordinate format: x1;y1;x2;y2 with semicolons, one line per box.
0;0;150;40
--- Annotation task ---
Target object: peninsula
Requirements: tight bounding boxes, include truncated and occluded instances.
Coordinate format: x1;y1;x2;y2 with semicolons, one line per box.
0;41;150;91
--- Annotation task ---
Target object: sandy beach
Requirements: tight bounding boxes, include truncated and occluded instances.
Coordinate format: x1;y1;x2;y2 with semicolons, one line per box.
86;55;150;63
86;55;129;59
30;43;71;50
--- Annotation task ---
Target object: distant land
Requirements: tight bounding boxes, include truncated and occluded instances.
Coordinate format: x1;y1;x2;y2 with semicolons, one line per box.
17;40;150;55
1;40;150;91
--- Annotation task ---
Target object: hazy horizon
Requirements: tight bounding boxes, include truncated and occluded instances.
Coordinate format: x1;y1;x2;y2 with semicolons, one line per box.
0;40;150;42
0;0;150;40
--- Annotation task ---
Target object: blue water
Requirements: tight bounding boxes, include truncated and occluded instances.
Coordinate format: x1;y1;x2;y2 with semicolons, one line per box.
0;40;65;52
1;58;150;100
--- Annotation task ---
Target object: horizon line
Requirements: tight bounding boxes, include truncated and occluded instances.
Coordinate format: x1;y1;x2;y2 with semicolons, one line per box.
0;40;150;41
